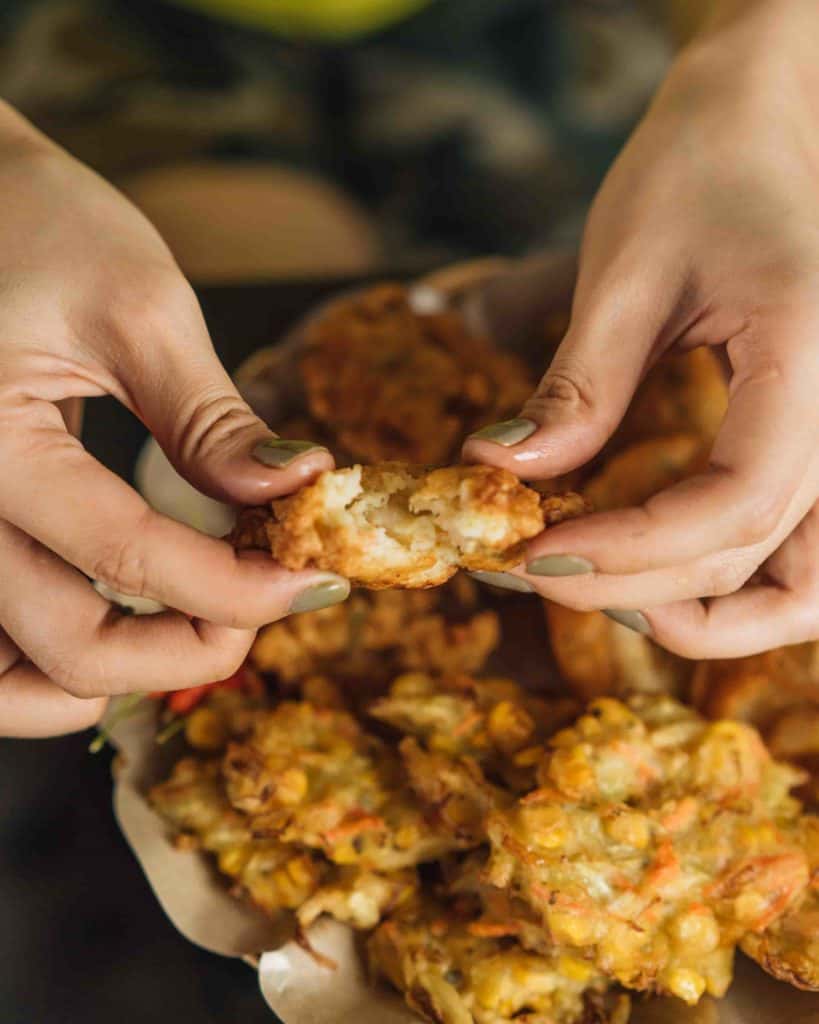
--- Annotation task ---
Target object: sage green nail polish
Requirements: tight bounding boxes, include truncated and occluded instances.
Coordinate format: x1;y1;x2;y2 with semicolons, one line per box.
469;571;534;594
252;438;327;468
603;609;652;636
526;555;595;577
290;577;350;614
468;418;537;447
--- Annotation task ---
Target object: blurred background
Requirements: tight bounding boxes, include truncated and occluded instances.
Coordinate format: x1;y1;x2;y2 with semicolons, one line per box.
0;1;708;1021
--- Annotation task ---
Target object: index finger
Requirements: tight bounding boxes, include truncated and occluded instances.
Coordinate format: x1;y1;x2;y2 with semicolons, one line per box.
525;312;819;576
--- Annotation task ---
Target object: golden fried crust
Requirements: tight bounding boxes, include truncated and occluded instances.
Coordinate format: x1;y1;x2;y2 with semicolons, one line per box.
689;645;819;724
616;348;728;449
230;506;271;551
583;434;706;512
301;284;533;465
222;701;463;872
741;816;819;991
297;868;418;931
149;757;324;914
250;584;500;686
240;462;587;589
368;898;621;1024
545;603;690;703
689;647;819;805
486;696;810;1004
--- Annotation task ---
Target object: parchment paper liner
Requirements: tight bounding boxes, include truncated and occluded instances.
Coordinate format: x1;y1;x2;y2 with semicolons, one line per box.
110;255;819;1023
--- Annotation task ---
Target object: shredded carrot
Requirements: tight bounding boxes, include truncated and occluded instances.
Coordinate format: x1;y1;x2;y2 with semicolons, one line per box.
520;786;562;806
467;920;519;938
452;709;483;738
659;797;699;834
644;839;680;890
322;811;384;844
152;665;262;716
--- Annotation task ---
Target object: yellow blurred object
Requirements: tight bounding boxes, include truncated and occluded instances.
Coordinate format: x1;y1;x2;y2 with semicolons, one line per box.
166;0;434;38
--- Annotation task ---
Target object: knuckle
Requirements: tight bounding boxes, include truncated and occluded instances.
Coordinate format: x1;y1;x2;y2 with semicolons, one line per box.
532;364;596;416
50;653;106;699
700;559;755;598
91;516;154;599
732;493;786;548
174;389;257;467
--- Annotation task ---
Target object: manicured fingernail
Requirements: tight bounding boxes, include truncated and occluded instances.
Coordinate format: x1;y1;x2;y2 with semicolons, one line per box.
252;438;328;468
468;418;537;447
290;576;350;614
603;609;652;636
469;571;534;593
526;555;595;577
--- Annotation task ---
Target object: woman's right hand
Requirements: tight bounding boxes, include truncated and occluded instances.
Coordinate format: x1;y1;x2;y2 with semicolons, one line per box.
0;103;349;738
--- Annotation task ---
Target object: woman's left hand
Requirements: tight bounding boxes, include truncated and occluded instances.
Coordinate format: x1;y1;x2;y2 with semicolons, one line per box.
464;0;819;659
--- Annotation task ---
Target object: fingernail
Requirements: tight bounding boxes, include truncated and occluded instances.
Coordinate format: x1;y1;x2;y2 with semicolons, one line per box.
469;571;534;593
603;609;652;636
252;438;328;468
526;555;595;577
290;576;350;614
468;418;537;447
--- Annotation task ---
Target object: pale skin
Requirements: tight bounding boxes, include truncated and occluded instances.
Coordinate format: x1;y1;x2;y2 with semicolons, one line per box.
466;0;819;660
0;104;347;737
2;0;817;738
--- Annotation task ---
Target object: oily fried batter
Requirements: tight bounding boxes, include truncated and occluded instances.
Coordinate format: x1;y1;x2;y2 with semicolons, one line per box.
297;867;418;931
370;672;578;792
583;434;706;513
301;284;533;465
485;695;810;1004
741;815;819;991
251;583;500;685
545;602;690;702
615;348;727;449
690;645;819;804
543;434;702;704
149;757;324;914
223;700;463;871
368;897;627;1024
238;463;587;589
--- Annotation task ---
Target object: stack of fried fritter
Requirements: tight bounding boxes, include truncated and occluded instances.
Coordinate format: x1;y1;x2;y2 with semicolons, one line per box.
151;283;819;1023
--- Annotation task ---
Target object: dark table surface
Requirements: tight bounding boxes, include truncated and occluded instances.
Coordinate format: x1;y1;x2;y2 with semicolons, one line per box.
0;277;390;1024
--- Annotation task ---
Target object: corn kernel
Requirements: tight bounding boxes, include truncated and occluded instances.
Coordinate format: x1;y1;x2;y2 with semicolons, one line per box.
548;746;595;796
218;846;250;877
514;745;544;767
605;810;650;849
394;824;419;850
733;890;767;923
547;909;594;946
667;967;706;1005
558;955;594;983
276;768;309;805
487;700;534;753
286;856;315;888
670;907;720;954
391;673;432;698
331;843;359;865
529;806;569;850
185;707;227;751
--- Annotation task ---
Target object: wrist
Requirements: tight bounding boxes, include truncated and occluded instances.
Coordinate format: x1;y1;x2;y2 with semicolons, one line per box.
661;0;819;129
679;0;819;80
